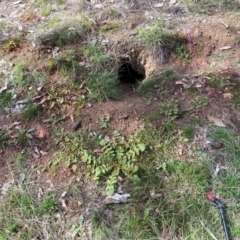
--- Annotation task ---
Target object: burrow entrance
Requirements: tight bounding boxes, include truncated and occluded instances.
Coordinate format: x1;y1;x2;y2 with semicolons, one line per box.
118;59;145;84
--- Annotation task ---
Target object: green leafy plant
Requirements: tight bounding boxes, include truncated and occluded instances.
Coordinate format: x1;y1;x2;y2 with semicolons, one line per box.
207;73;234;89
190;95;209;112
58;130;146;195
36;195;58;216
14;127;35;145
158;99;180;120
173;41;190;61
97;116;110;129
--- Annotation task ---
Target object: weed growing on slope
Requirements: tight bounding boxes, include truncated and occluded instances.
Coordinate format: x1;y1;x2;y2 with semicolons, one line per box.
207;73;234;89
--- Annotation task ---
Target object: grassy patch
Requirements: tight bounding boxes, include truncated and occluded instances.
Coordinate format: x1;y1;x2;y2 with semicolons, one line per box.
82;44;109;70
207;73;234;89
99;23;122;33
138;23;176;62
87;72;119;102
90;126;240;239
99;8;122;20
181;0;240;14
40;4;54;17
0;91;12;109
22;104;41;120
0;185;60;240
137;69;179;96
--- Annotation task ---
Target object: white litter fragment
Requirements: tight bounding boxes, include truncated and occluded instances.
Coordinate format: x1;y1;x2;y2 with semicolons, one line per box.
154;3;164;8
219;46;231;51
104;193;131;204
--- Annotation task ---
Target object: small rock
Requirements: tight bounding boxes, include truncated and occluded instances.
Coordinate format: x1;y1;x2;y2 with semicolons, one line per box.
219;46;231;51
154;3;164;8
52;46;60;58
169;0;177;5
0;59;6;68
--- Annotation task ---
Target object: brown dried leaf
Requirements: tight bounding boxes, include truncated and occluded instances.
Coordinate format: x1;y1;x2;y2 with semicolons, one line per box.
40;150;48;156
72;164;78;173
223;93;233;99
208;116;226;127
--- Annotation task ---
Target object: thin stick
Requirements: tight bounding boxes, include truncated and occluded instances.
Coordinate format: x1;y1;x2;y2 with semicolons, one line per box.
199;220;218;240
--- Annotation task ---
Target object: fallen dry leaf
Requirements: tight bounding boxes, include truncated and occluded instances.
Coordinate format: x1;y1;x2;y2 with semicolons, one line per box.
40;150;48;156
208;116;226;127
72;164;78;173
223;93;233;99
38;127;46;139
78;200;83;206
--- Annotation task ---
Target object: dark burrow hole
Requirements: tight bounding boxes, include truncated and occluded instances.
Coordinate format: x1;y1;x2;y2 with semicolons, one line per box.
118;62;145;84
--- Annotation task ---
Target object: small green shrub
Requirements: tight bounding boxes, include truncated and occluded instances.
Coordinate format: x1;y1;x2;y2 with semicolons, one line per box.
207;73;234;88
158;99;180;120
183;125;195;139
22;104;41;120
173;42;190;61
14;127;35;145
37;195;58;216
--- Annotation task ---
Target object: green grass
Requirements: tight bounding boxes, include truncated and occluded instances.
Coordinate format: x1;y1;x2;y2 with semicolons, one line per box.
82;44;109;70
138;23;176;62
99;23;122;33
87;72;119;102
99;8;122;20
40;5;54;17
22;104;41;120
0;185;60;240
89;126;240;239
137;69;179;96
180;0;240;14
0;91;12;109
